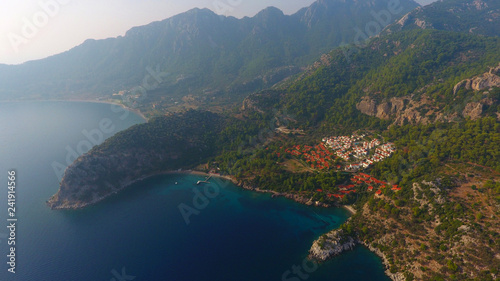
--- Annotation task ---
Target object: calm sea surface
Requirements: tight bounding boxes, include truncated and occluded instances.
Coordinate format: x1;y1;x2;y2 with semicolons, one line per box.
0;102;390;281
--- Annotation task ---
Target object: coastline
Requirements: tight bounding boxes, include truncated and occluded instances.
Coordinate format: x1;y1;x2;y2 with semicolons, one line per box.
49;168;401;280
360;240;406;281
0;98;149;121
49;169;334;210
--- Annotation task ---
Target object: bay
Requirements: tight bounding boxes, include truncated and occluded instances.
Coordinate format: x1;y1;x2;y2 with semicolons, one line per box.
0;101;390;281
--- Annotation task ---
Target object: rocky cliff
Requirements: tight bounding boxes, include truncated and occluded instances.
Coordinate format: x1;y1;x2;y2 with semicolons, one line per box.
356;95;442;125
309;228;356;261
454;63;500;94
357;63;500;124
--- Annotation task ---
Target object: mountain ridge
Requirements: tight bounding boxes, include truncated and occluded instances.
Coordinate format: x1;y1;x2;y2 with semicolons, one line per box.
0;0;419;110
383;0;500;36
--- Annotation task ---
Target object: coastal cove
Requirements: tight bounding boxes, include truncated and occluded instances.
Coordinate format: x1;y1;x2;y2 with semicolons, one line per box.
0;101;390;281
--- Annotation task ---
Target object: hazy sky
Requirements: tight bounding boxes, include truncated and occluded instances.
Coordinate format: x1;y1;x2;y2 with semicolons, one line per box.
0;0;434;65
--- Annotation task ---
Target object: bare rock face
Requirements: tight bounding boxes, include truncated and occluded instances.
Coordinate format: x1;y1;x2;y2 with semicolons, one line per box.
391;98;405;113
471;73;500;91
396;11;413;27
357;95;440;125
453;79;472;95
356;96;378;117
414;18;430;29
453;63;500;95
376;102;392;120
462;102;484;120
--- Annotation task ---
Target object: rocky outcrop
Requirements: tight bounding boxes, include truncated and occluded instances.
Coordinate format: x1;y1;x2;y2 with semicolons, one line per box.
356;96;378;117
358;65;500;124
357;95;441;125
453;63;500;95
309;228;356;261
462;102;484;120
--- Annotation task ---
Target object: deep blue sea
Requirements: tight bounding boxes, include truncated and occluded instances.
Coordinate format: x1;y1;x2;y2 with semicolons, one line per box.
0;102;390;281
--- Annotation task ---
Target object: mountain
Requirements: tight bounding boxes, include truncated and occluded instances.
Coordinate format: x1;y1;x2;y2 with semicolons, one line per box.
242;29;498;132
383;0;500;36
47;0;500;279
0;0;419;111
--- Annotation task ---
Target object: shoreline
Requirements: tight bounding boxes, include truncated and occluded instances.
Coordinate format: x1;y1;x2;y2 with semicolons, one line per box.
49;169;399;280
0;98;148;121
49;169;334;210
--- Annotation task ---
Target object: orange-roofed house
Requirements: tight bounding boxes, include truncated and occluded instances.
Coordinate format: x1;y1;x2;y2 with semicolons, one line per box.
392;185;402;191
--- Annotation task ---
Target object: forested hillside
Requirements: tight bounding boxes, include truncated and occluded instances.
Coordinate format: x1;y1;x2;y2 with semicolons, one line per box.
242;29;500;130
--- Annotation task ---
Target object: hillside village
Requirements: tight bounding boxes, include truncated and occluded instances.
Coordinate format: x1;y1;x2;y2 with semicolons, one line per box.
282;133;396;172
322;134;396;170
278;133;400;201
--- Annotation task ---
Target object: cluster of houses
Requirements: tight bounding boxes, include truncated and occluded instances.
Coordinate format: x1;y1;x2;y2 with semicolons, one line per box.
322;134;396;171
283;143;340;170
323;134;364;161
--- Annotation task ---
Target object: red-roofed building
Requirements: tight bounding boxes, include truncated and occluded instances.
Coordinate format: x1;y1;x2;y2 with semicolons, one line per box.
375;190;382;195
368;186;374;191
392;185;402;191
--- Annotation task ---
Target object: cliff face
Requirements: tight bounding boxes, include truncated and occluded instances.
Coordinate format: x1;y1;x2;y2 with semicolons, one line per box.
357;63;500;125
48;111;224;209
453;63;500;95
356;95;442;125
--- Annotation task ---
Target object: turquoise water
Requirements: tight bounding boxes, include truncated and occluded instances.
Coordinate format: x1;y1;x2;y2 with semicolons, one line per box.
0;102;390;281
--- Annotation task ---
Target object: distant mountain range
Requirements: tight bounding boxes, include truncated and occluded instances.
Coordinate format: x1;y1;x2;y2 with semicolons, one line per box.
0;0;419;104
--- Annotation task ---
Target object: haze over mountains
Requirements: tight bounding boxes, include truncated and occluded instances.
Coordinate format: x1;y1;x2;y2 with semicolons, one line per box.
0;0;419;103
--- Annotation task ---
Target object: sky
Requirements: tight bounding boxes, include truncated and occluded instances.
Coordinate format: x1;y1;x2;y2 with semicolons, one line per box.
0;0;434;65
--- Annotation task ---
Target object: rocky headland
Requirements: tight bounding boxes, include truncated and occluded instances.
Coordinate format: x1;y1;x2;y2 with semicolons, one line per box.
308;227;356;261
47;111;224;210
